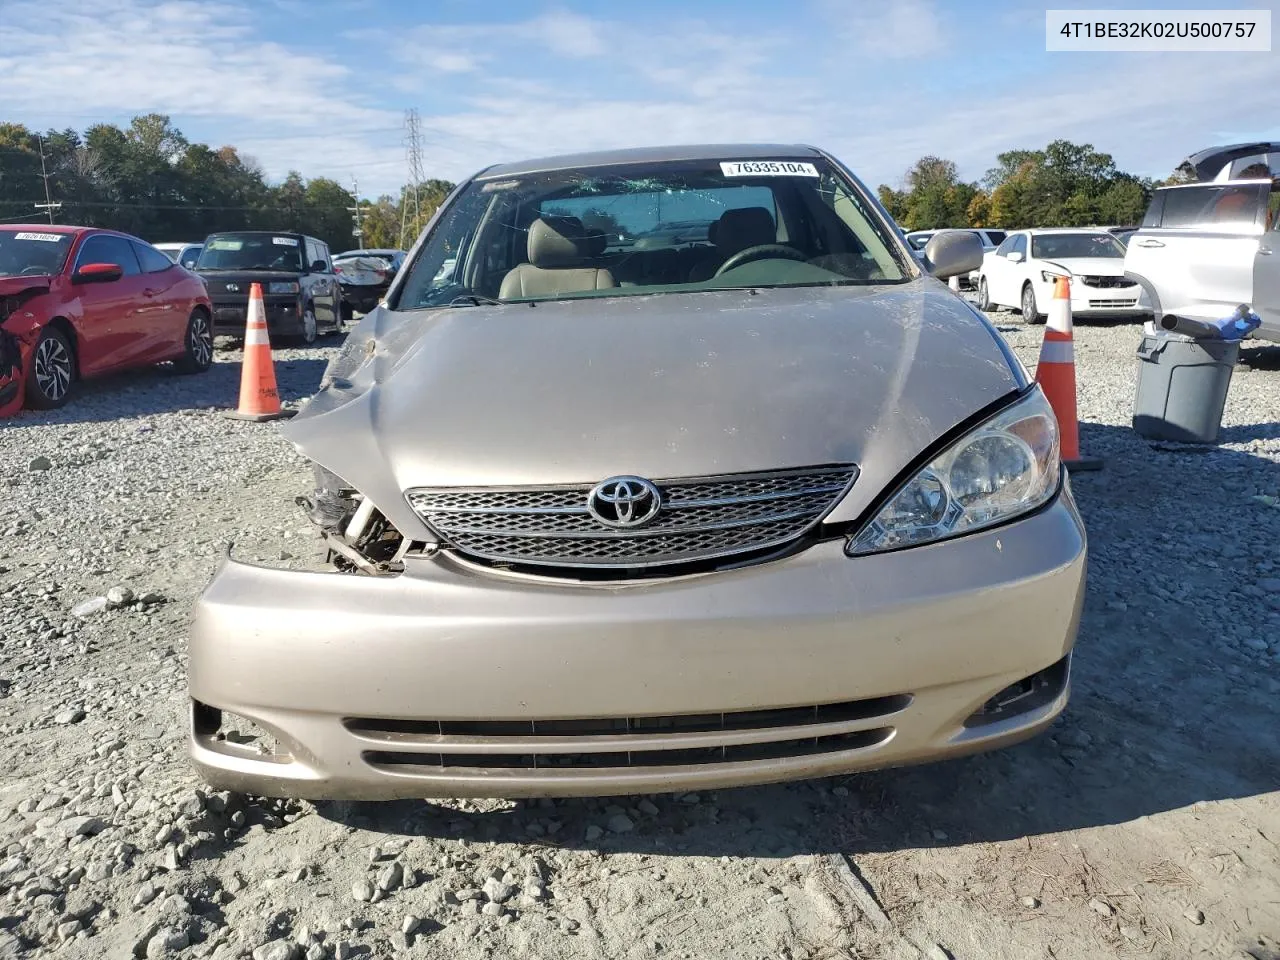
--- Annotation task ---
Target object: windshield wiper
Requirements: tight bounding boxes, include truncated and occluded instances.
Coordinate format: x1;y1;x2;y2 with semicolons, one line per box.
448;294;507;307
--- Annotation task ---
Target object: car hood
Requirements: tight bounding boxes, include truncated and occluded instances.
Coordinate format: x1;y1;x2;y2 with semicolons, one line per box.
1039;257;1130;277
0;276;51;323
283;281;1024;539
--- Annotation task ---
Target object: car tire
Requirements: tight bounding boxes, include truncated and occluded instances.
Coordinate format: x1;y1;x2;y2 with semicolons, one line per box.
26;326;75;410
1021;283;1045;324
176;309;214;374
977;277;994;312
294;307;318;346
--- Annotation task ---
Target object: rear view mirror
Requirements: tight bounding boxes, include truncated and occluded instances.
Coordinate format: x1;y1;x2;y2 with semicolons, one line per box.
923;230;984;280
72;262;124;284
1007;251;1025;263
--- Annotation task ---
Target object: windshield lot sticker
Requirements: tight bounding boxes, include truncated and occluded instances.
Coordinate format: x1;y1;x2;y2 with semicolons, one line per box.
720;161;819;177
14;232;62;242
208;239;243;250
272;236;299;246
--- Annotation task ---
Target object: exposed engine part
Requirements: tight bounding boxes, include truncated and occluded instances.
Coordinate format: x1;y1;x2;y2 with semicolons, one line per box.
296;462;429;576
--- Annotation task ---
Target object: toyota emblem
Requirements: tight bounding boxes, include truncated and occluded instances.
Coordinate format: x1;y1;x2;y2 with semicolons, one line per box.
587;476;662;528
226;283;240;292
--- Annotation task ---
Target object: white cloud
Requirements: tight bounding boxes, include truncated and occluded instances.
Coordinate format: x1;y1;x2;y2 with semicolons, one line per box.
0;0;1276;200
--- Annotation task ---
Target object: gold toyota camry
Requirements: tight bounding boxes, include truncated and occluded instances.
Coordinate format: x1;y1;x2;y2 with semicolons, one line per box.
188;144;1086;799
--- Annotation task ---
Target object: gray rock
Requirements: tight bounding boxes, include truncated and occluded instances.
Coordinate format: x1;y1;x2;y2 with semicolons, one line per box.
59;815;105;838
401;914;420;935
0;932;20;960
483;876;516;904
376;860;403;893
607;813;634;834
584;825;603;842
305;947;324;960
637;799;660;817
1119;925;1140;940
146;927;190;959
58;919;84;940
1089;897;1115;918
134;883;160;908
351;879;375;902
481;901;505;917
252;940;300;960
1021;896;1040;908
927;946;954;960
55;706;87;725
1184;907;1205;925
28;456;52;471
71;598;109;619
334;943;352;960
106;586;135;608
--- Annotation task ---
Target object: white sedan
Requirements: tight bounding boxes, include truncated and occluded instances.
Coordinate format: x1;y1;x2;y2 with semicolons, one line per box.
976;229;1151;322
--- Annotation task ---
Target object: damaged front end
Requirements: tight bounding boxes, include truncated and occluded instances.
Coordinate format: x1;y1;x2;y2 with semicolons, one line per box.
0;282;49;417
294;463;435;576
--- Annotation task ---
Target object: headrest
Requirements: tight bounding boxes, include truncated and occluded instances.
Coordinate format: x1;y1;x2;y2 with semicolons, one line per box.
713;207;776;255
527;216;606;267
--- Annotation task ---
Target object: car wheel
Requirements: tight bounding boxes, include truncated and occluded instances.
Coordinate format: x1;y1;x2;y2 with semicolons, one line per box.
27;326;75;409
176;309;214;374
1021;283;1045;324
977;277;993;312
295;307;318;346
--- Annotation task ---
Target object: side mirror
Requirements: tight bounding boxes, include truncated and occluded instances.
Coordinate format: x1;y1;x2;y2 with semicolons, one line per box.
72;262;124;284
310;260;328;272
1006;251;1025;263
923;230;984;280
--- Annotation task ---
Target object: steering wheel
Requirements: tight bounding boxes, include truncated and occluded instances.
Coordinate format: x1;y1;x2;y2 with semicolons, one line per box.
19;265;48;276
713;244;807;278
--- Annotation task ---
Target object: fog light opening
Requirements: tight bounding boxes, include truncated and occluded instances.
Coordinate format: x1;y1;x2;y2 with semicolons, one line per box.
963;656;1069;728
192;700;289;761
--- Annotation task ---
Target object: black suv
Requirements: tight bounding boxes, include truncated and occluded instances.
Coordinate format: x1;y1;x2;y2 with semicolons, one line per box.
194;231;343;344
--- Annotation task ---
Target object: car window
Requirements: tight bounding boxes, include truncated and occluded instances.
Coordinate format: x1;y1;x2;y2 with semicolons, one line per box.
985;230;1007;245
133;241;176;274
1267;188;1280;231
1156;184;1267;229
994;236;1015;256
1009;235;1027;256
0;230;75;278
304;239;324;271
198;233;304;271
318;242;331;271
1031;233;1124;259
76;234;142;275
394;157;908;309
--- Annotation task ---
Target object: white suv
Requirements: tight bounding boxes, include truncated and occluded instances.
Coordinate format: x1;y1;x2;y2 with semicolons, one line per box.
1124;143;1279;342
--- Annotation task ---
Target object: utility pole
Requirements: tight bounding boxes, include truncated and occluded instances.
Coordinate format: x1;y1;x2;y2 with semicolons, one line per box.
347;176;364;249
33;136;61;224
399;108;425;250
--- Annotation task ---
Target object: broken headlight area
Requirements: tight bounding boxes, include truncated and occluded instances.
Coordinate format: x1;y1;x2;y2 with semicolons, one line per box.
295;463;432;576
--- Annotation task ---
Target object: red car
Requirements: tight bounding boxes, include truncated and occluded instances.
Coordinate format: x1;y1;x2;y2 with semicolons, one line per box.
0;225;214;416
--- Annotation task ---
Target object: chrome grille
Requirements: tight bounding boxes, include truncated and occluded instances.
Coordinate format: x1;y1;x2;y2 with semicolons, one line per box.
1088;298;1138;308
1079;275;1132;289
407;466;856;569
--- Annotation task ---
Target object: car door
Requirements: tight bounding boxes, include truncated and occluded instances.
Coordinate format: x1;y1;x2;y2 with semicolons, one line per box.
304;238;337;325
1254;186;1280;336
131;240;188;362
1126;182;1267;321
987;234;1023;306
68;233;147;376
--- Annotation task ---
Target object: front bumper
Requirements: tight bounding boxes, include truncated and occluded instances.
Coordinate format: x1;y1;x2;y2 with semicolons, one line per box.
188;490;1087;799
211;299;304;336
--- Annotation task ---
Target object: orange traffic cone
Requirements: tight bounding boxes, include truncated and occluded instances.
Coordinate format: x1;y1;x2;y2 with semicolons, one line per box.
1036;277;1102;471
225;283;295;422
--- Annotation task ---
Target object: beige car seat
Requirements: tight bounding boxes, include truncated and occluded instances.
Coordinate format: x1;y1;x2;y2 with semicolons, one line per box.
499;216;616;299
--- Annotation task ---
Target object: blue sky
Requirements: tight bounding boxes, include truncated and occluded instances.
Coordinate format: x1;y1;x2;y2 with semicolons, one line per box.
0;0;1275;200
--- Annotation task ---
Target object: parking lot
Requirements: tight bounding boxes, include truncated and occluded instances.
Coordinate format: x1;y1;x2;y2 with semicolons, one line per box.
2;311;1277;960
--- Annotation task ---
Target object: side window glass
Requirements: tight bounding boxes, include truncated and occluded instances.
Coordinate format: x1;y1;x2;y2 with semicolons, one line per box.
1010;235;1027;256
319;243;331;271
1267;189;1279;232
77;235;141;275
304;239;322;270
1159;185;1265;228
134;241;175;273
994;236;1014;256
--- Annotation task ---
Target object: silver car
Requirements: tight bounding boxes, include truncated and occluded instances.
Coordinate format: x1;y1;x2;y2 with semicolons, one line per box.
1125;143;1279;342
188;144;1086;800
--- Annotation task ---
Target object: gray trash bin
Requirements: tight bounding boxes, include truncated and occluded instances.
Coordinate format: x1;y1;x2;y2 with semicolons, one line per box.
1133;333;1240;443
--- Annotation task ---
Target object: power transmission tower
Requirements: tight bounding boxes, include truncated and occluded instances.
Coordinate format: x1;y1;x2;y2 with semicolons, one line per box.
33;136;61;224
399;109;425;249
347;177;364;249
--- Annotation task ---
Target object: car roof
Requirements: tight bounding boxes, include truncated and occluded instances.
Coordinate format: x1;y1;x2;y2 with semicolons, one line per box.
0;224;92;235
1156;177;1273;190
1176;142;1280;182
476;143;825;179
207;229;307;238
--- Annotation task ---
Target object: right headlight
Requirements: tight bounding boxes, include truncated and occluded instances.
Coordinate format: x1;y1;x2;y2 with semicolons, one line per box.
846;388;1060;556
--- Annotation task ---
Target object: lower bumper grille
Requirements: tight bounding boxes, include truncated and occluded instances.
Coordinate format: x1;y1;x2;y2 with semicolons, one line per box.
345;694;908;773
1087;298;1138;308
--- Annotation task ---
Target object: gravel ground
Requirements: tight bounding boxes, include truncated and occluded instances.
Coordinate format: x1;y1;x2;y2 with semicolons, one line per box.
1;313;1278;960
